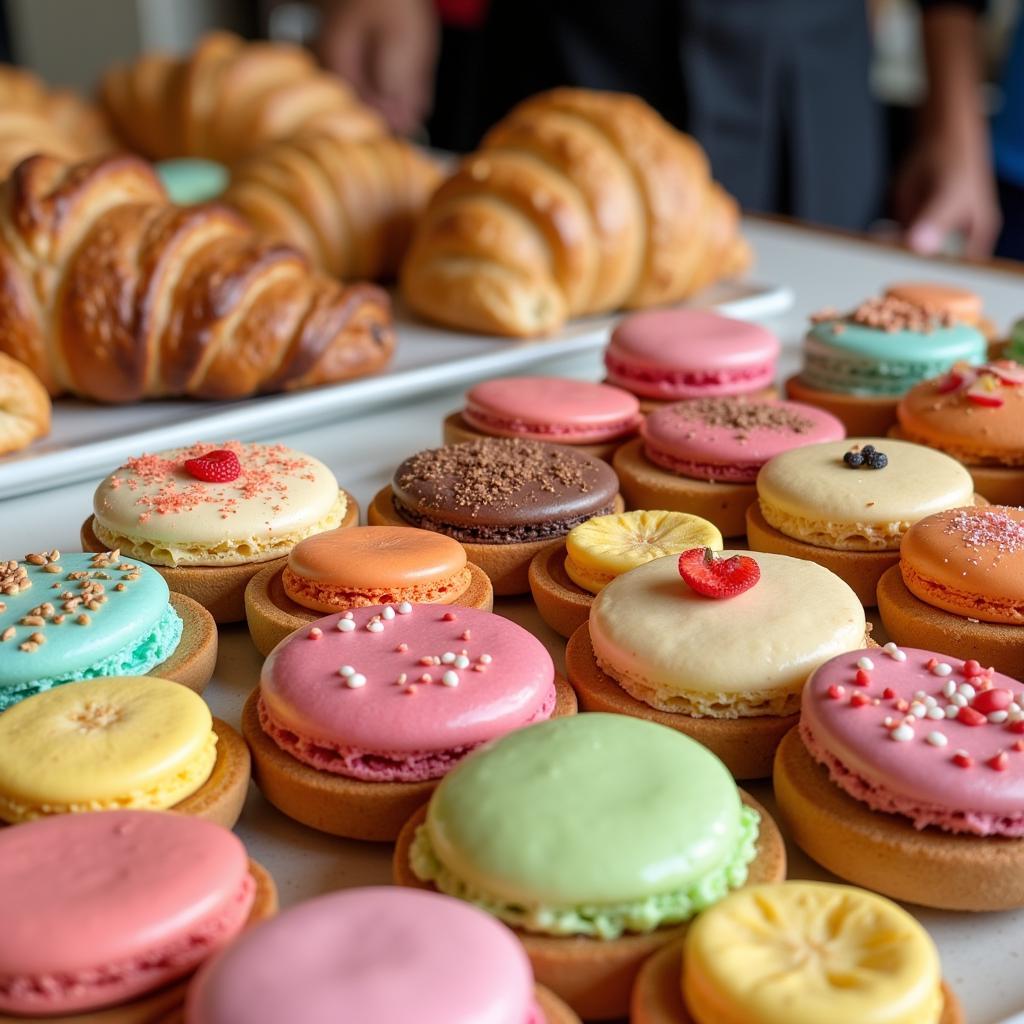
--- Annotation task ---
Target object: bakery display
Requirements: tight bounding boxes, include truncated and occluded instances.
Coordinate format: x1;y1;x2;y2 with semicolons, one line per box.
632;881;963;1024
0;676;249;827
245;525;493;656
84;441;356;624
776;644;1024;911
746;437;977;605
394;713;785;1019
0;352;50;457
0;548;216;710
605;309;780;409
0;153;395;402
244;604;574;840
0;810;276;1019
567;550;865;777
878;506;1024;677
369;438;621;595
786;292;987;435
401;87;750;337
615;397;844;538
529;509;723;638
443;376;641;462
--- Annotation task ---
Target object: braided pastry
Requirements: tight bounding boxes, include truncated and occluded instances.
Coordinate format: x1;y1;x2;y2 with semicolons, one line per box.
0;154;394;402
0;352;50;455
401;88;751;337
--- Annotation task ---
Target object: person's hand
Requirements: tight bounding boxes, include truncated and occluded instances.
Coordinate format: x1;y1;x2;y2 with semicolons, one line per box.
317;0;439;136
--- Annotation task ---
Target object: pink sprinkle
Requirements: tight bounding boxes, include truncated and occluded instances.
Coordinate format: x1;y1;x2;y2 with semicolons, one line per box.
1013;740;1024;753
404;686;417;696
419;673;433;684
419;656;434;666
442;612;457;621
827;684;845;700
895;699;909;712
988;751;1009;772
953;750;974;769
473;665;487;673
395;643;408;653
850;692;870;707
308;627;323;640
461;630;472;641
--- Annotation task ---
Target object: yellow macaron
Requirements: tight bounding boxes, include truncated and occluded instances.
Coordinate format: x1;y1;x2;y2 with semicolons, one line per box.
0;675;217;822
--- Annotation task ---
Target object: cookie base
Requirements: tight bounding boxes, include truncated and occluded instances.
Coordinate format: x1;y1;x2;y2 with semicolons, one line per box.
242;680;578;841
774;727;1024;911
0;859;277;1024
244;559;494;657
154;593;218;694
565;623;795;779
81;491;360;624
392;793;785;1022
368;485;624;597
630;935;964;1024
877;565;1024;679
613;439;754;539
785;374;899;436
528;540;595;639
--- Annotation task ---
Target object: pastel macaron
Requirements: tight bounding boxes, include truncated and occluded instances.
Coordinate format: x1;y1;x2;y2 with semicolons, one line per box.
0;676;249;828
186;887;581;1024
394;713;785;1020
776;644;1024;912
747;437;977;605
444;376;641;461
568;550;865;777
878;506;1024;677
0;549;216;711
605;309;780;407
0;810;275;1019
614;397;844;537
84;441;358;623
244;603;574;840
244;526;494;656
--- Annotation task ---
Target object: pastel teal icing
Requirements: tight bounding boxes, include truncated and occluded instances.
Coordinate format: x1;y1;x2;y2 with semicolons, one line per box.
0;553;180;710
801;318;986;396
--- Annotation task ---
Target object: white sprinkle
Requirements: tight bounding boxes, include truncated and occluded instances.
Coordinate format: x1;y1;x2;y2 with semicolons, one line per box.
337;619;356;633
397;602;413;615
441;652;456;664
926;707;945;720
346;673;367;689
883;641;898;652
883;716;896;728
1011;702;1022;714
382;606;396;620
479;654;493;665
989;710;1010;724
951;693;968;708
367;620;384;633
857;657;875;671
913;690;927;701
892;650;907;662
958;682;976;699
891;723;915;742
909;702;926;719
396;673;407;685
942;680;957;698
945;705;960;719
454;655;470;669
931;662;953;677
924;695;938;707
343;611;354;619
441;670;459;687
926;731;948;747
1010;708;1024;723
338;665;355;677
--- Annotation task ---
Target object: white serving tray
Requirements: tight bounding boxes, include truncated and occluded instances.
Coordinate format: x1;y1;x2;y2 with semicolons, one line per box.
0;282;791;499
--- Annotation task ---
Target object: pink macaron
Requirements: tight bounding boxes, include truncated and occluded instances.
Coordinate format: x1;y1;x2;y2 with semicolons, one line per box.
606;309;781;400
641;397;845;483
462;376;641;444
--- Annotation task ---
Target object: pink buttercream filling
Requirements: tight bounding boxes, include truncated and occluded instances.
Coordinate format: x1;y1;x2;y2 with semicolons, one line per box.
463;406;641;444
642;443;762;483
605;352;774;399
799;721;1024;838
258;683;558;783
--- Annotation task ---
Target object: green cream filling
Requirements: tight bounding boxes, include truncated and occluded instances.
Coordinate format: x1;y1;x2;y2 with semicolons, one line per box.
410;804;761;940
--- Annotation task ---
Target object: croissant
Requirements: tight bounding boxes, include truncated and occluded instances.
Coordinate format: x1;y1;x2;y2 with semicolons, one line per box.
225;134;443;281
401;87;751;337
99;31;386;165
0;352;50;455
0;153;395;402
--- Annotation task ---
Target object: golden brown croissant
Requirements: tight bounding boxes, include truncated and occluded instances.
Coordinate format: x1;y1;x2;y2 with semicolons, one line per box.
99;31;386;165
0;352;50;455
401;88;752;337
0;153;395;403
225;134;443;281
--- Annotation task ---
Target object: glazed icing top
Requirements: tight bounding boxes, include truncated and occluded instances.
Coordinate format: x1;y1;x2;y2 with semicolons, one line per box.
884;281;982;322
287;527;467;589
261;605;555;753
422;713;749;906
0;552;171;691
803;646;1024;815
187;888;538;1024
0;811;250;978
590;552;865;696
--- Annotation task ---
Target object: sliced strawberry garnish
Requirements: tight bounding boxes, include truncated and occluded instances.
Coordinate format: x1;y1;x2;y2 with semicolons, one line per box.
184;448;242;482
966;375;1005;407
678;547;760;599
936;366;972;393
986;360;1024;386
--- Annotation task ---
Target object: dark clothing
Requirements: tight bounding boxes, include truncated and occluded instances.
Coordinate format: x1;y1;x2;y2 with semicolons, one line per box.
996;177;1024;260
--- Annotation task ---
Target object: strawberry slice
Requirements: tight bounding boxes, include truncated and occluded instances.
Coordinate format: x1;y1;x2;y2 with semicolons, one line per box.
936;366;972;393
987;361;1024;386
678;547;760;599
966;377;1005;408
184;448;242;482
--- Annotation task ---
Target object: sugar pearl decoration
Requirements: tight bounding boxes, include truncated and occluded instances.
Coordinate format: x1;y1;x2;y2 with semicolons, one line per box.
944;705;959;719
926;731;948;747
337;619;356;633
345;673;367;689
397;602;413;615
338;665;355;677
454;655;470;669
367;620;384;633
891;723;915;742
382;606;396;620
441;652;456;664
441;670;460;687
958;682;976;699
930;662;953;677
942;680;957;699
857;657;874;671
479;654;493;665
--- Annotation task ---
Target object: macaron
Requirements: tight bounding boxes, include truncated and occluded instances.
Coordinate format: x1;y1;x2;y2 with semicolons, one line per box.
444;376;641;461
530;510;723;639
605;309;780;407
369;438;621;595
885;280;984;325
244;526;494;656
633;881;962;1024
186;887;581;1024
394;713;785;1020
786;292;987;435
568;550;865;777
0;548;217;711
747;437;977;605
614;398;843;537
896;361;1024;505
0;676;249;827
878;506;1024;677
243;603;574;840
85;441;358;623
0;810;275;1018
775;644;1024;911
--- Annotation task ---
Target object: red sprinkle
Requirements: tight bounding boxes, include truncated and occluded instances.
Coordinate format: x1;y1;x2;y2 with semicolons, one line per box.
1010;720;1024;734
953;751;974;769
308;627;323;640
1013;740;1024;753
442;612;457;622
926;658;938;670
958;706;987;727
895;699;909;713
882;687;896;699
962;659;984;678
854;669;871;687
827;684;845;700
972;689;1012;714
988;751;1010;772
850;692;870;707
